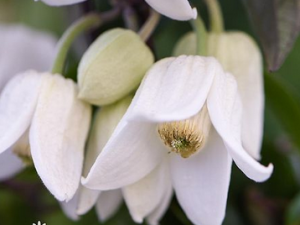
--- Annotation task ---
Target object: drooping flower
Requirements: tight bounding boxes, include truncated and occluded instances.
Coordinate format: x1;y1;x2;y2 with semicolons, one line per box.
0;71;91;201
83;55;273;225
63;95;172;225
174;31;264;160
0;24;56;180
40;0;196;21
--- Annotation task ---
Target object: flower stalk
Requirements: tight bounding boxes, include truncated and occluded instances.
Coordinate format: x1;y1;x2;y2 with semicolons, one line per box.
205;0;224;33
52;8;121;75
190;15;208;56
138;10;161;42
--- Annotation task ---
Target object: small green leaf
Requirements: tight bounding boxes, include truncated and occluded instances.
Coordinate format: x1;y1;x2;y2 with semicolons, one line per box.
265;73;300;151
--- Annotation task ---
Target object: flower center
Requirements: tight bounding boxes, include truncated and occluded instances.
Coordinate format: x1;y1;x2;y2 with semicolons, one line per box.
158;105;211;158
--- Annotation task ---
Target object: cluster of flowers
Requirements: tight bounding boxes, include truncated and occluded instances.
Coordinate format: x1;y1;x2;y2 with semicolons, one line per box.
0;0;274;225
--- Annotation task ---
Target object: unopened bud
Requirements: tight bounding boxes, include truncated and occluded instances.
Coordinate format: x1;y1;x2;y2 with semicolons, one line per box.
78;28;154;106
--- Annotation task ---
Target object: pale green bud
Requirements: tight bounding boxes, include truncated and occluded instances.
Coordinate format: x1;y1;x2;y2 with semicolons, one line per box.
78;28;154;106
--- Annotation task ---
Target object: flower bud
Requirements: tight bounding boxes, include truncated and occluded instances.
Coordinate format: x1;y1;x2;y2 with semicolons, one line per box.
78;28;154;106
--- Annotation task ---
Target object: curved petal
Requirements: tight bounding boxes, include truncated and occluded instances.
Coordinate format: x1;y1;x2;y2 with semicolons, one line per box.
78;97;132;214
146;170;173;225
170;129;232;225
30;74;91;201
0;25;56;91
60;190;80;221
0;71;43;154
123;159;170;223
83;120;166;190
145;0;197;21
96;189;123;222
41;0;86;6
127;56;221;123
0;148;24;181
207;72;273;182
76;186;100;215
208;32;264;159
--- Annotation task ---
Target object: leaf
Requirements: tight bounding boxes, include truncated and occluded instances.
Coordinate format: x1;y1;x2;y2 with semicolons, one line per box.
243;0;300;71
264;73;300;151
286;193;300;225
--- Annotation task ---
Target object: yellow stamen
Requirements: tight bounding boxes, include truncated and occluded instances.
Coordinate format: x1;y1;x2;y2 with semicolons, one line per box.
158;105;211;158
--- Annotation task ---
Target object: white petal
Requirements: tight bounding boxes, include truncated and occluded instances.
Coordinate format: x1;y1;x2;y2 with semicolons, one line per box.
145;0;197;21
146;179;173;225
0;71;43;154
0;25;56;90
0;148;24;181
207;72;273;182
127;56;220;123
40;0;86;6
123;159;170;223
60;190;80;221
208;32;264;159
170;129;232;225
77;186;100;215
96;189;123;222
83;120;166;190
78;97;132;214
30;74;91;201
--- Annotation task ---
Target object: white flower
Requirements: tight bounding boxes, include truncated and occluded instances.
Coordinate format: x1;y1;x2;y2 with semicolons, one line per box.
40;0;196;21
0;24;56;181
0;71;91;201
83;55;273;225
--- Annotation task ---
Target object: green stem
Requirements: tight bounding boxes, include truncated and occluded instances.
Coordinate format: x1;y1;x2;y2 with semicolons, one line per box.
52;14;101;74
138;10;161;42
51;8;120;74
205;0;224;33
190;15;208;56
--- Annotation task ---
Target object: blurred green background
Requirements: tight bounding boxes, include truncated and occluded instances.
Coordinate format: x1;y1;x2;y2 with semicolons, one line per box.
0;0;300;225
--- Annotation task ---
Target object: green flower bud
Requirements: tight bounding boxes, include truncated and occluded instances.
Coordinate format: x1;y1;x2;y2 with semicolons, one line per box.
78;28;154;106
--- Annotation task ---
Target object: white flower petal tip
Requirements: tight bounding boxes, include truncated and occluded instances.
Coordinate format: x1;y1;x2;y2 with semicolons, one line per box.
96;190;123;222
123;161;170;224
82;121;166;191
30;74;91;201
145;0;197;21
0;71;43;154
128;55;222;123
76;186;100;215
40;0;86;6
0;148;24;181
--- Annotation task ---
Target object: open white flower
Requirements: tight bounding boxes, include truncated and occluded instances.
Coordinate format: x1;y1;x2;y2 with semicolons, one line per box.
0;24;56;180
40;0;196;21
83;55;273;225
0;71;91;201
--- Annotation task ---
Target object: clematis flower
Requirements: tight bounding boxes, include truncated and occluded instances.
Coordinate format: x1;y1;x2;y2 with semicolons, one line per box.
0;70;91;201
0;24;56;180
83;55;273;225
63;95;172;225
174;31;264;160
40;0;196;21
